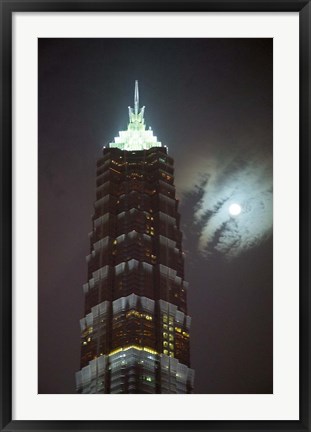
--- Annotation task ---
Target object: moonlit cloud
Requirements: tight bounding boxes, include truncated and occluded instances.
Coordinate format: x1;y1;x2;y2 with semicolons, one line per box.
179;149;272;259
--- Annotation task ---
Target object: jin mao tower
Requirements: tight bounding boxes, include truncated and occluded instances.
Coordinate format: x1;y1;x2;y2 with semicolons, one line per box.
76;82;194;393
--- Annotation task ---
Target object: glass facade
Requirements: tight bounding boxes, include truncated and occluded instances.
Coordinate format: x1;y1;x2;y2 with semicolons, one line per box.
76;82;194;393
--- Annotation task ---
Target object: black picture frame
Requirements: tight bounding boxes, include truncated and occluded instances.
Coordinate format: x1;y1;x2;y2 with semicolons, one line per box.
1;1;310;431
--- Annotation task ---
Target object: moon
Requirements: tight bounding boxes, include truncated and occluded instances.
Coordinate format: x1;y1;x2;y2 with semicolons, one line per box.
229;203;241;216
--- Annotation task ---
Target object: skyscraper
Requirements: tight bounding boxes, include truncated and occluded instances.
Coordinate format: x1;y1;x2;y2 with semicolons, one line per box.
76;82;194;394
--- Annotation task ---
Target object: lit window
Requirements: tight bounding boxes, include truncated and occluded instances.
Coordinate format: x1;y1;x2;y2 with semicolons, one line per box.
169;343;174;350
169;334;174;341
163;341;168;347
163;349;169;355
163;332;168;339
169;352;174;358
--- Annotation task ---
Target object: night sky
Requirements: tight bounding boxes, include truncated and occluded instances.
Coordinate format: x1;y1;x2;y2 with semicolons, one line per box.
38;38;273;394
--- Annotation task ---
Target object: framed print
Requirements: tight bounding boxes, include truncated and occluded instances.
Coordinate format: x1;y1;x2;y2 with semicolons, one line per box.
1;1;310;431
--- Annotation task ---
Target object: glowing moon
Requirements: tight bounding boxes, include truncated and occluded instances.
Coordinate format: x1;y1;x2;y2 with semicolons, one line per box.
229;203;241;216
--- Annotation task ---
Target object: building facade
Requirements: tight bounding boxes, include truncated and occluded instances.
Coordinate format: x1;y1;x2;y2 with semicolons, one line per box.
76;82;194;394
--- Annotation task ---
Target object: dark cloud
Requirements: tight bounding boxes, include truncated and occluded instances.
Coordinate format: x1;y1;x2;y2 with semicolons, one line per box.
177;148;272;258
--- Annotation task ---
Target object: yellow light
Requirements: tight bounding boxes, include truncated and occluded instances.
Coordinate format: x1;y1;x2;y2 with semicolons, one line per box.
110;167;121;174
109;347;123;356
143;347;157;355
109;345;158;356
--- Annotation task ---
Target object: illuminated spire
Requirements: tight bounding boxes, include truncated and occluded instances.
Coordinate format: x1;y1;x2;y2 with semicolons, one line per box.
109;81;162;151
134;80;139;115
128;80;145;124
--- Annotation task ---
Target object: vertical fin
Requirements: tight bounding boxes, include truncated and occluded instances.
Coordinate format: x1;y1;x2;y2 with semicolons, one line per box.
134;80;139;115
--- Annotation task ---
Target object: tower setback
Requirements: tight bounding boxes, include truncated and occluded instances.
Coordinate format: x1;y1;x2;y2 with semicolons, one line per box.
76;82;194;393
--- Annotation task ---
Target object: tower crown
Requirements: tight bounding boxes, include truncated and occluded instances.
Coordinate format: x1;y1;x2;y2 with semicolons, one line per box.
109;81;162;151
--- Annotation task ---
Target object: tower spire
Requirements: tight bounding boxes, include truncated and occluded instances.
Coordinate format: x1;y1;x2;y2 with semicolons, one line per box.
134;80;139;115
128;80;145;124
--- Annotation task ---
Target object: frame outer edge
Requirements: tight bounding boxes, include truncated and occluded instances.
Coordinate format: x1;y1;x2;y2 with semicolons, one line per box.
1;1;310;431
1;1;13;432
299;2;311;432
